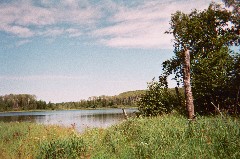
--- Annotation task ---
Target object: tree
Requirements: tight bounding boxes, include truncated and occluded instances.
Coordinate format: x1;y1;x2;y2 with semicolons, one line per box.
164;3;237;118
191;47;238;113
183;48;195;119
222;0;240;46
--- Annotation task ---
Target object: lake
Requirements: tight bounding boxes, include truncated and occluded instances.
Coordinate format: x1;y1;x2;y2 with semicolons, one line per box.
0;108;137;132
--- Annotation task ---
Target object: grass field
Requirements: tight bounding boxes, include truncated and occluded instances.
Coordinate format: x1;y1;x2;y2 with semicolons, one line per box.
1;114;240;158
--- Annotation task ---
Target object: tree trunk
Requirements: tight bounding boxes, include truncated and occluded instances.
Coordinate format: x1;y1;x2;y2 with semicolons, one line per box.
122;108;128;119
183;48;195;119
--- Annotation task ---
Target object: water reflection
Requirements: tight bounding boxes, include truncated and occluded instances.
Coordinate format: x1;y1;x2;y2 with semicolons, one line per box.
0;108;137;132
0;115;41;123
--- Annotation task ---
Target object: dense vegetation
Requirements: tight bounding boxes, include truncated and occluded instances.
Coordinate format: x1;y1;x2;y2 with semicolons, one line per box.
0;90;146;111
138;77;184;116
0;88;185;112
0;121;74;159
139;1;240;117
55;90;146;109
0;94;52;111
1;115;240;158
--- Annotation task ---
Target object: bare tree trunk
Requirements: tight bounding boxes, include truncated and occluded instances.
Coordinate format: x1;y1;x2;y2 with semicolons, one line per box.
183;48;195;119
122;108;128;119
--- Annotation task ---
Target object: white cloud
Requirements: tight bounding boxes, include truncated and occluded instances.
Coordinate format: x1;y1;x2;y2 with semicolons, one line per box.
0;0;100;38
0;2;55;29
0;0;221;48
36;27;82;38
0;75;87;81
40;28;65;37
0;25;34;37
94;20;171;48
66;28;82;37
93;0;221;48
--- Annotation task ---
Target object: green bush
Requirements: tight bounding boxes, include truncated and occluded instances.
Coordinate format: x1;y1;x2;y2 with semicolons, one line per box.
138;77;181;116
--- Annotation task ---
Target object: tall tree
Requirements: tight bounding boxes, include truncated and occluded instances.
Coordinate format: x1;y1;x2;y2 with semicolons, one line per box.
164;3;236;118
183;48;194;119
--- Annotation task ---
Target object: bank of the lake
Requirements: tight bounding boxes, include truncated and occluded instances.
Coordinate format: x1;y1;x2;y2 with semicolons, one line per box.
1;114;240;159
0;106;138;113
0;108;137;133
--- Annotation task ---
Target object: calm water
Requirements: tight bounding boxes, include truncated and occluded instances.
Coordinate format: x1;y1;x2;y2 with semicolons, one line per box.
0;108;137;132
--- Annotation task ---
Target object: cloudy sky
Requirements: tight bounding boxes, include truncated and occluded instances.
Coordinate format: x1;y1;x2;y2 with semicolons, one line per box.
0;0;221;102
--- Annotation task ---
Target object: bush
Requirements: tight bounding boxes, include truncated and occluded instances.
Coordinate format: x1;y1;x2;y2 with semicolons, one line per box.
138;77;181;116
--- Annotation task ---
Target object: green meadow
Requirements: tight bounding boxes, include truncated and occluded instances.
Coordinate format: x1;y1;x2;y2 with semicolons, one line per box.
1;114;239;159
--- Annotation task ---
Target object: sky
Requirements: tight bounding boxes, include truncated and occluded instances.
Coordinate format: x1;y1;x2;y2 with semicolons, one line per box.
0;0;222;103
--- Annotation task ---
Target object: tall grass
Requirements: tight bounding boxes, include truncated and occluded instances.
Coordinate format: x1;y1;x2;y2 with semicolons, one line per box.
0;122;75;159
1;114;240;158
84;115;240;159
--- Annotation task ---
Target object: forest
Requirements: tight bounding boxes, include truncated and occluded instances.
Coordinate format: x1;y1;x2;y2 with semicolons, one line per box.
0;90;146;111
0;88;183;112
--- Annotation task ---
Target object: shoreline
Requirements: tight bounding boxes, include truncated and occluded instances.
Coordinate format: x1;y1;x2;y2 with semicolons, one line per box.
0;107;138;114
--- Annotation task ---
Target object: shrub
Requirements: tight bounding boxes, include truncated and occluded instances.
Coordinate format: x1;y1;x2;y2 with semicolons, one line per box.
138;76;180;116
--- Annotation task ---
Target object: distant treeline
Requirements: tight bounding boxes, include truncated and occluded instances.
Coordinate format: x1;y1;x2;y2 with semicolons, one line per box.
0;90;146;111
0;94;53;111
0;89;183;111
55;90;146;109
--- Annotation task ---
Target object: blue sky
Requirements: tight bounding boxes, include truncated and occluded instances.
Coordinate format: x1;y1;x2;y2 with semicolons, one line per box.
0;0;221;102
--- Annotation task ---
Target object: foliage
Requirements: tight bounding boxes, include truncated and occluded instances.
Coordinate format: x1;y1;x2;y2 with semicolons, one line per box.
55;90;146;109
192;47;240;114
163;3;240;115
0;94;51;111
117;90;146;98
163;3;235;81
222;0;239;45
0;90;146;112
138;77;183;116
1;115;240;158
